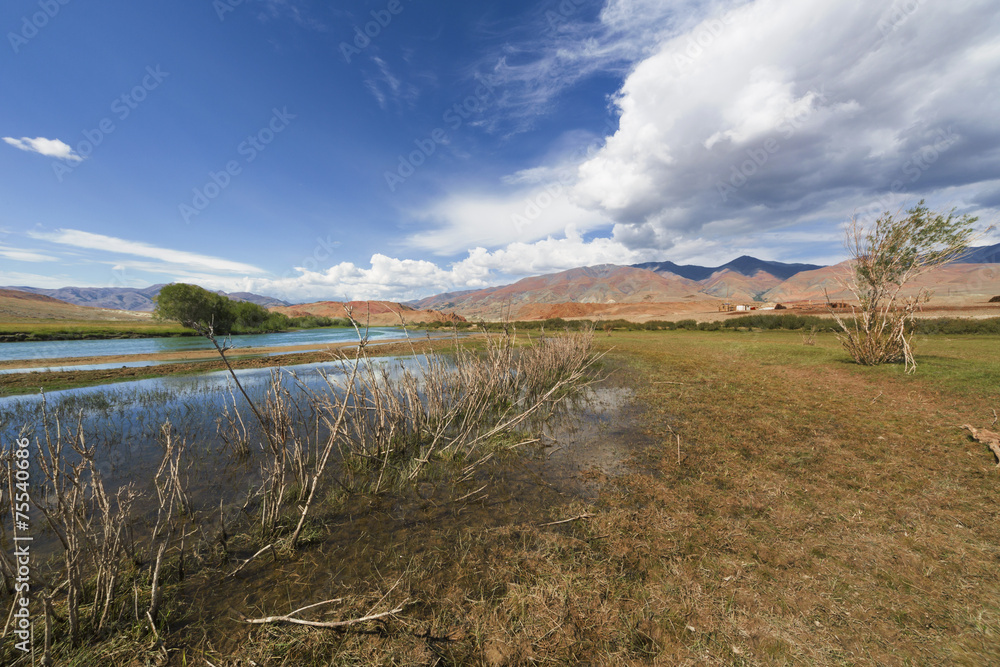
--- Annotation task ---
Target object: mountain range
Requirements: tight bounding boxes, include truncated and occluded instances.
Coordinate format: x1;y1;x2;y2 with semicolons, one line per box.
633;255;823;281
4;243;999;322
412;243;1000;320
3;285;289;312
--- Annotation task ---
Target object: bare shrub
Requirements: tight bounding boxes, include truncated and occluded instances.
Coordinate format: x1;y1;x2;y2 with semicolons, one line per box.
210;314;600;548
29;399;142;644
829;201;984;372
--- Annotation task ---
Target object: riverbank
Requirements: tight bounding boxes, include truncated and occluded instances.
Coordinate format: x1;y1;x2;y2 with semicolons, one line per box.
0;318;192;342
0;336;460;396
202;330;1000;663
3;330;998;664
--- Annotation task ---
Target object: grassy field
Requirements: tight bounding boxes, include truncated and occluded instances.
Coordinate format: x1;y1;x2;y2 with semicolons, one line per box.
7;329;1000;664
244;329;998;665
360;329;999;665
569;329;1000;664
0;318;191;339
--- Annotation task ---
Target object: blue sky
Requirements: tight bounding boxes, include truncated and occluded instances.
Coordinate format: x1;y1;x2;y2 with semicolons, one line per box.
2;0;999;302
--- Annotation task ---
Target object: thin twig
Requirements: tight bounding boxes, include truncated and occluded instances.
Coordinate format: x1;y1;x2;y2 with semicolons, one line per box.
539;513;594;527
228;543;275;578
238;601;407;628
456;484;488;502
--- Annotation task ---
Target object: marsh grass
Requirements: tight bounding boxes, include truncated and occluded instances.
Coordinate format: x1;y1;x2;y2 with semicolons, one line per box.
198;329;1000;665
0;325;599;663
8;328;997;664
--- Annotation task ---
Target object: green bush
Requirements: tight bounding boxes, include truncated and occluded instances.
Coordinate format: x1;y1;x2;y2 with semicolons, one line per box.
154;283;294;335
910;317;1000;335
721;314;838;332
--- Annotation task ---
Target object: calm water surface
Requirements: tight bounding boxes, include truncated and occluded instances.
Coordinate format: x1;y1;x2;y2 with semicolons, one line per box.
0;326;407;363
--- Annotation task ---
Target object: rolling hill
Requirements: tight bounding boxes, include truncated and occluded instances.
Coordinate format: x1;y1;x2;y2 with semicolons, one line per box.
270;300;466;326
411;252;1000;321
0;288;151;321
413;265;704;320
5;285;289;312
8;245;999;325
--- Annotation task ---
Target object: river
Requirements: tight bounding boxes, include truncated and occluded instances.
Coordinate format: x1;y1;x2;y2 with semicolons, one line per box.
0;326;407;364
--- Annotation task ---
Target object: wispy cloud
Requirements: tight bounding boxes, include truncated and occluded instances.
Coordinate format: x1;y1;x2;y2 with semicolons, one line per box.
3;136;83;161
257;0;328;31
364;56;418;110
0;244;58;262
468;0;727;134
28;229;265;275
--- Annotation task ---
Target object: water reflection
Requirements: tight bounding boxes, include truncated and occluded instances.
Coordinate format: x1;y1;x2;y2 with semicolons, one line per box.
0;326;407;363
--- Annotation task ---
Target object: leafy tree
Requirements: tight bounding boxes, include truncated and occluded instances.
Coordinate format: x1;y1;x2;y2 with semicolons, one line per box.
829;201;983;372
154;283;235;333
155;284;300;334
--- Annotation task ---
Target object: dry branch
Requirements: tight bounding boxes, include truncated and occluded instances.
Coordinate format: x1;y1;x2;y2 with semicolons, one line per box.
227;543;276;578
238;600;407;628
964;424;1000;467
539;513;594;527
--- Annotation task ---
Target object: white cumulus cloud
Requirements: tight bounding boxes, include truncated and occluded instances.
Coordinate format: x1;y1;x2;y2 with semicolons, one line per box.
571;0;1000;248
3;136;83;161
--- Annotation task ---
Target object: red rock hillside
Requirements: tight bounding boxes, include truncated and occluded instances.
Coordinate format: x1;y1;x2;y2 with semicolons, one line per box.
270;300;465;326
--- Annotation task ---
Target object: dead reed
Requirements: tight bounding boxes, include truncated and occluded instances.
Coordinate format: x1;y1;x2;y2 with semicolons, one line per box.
0;318;598;660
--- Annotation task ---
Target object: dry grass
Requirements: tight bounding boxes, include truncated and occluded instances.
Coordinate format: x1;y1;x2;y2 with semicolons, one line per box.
0;327;600;663
575;330;1000;664
218;330;1000;665
4;328;999;664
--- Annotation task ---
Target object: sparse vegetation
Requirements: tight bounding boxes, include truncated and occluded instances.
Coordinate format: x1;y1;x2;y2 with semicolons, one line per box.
1;329;999;662
0;324;599;663
830;201;983;372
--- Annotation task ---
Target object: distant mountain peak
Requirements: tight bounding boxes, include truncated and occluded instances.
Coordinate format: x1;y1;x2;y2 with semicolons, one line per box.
956;242;1000;264
634;255;822;281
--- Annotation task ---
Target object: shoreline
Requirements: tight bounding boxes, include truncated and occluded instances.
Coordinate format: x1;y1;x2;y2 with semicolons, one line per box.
0;336;460;397
0;330;199;343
